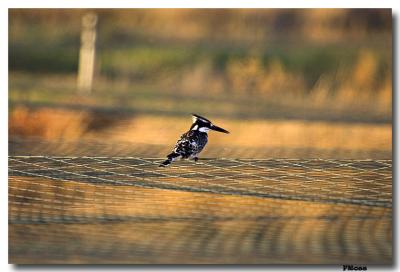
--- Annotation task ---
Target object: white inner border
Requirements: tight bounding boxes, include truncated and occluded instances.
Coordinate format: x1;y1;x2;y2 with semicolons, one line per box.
2;3;398;272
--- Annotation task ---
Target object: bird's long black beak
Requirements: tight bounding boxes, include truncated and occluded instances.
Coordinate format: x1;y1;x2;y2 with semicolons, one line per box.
211;124;229;134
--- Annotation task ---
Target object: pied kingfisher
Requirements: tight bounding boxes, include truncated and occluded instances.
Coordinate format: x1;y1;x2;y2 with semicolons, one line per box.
159;114;229;167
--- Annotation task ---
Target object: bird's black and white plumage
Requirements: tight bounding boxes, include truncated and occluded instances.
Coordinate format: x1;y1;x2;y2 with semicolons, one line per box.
159;114;229;167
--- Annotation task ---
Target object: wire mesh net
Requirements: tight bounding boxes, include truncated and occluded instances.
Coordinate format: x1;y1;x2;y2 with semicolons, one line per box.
9;156;392;264
9;136;392;159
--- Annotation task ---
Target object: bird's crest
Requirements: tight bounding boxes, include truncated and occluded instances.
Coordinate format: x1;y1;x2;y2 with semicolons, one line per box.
192;113;211;124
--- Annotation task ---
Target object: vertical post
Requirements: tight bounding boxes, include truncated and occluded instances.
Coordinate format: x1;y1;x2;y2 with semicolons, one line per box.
77;12;97;94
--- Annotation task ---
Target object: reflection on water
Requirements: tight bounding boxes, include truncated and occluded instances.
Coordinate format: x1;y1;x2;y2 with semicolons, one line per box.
8;158;392;264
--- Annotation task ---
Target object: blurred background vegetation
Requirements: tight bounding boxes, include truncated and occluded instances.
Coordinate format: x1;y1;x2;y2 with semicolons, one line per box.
8;9;392;159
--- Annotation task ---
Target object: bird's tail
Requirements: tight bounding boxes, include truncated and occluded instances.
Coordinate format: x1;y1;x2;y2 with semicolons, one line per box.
159;152;180;167
159;159;172;167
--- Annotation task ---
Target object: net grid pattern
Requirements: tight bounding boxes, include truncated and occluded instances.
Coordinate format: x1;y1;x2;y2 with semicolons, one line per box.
9;136;392;159
9;156;391;209
8;156;392;264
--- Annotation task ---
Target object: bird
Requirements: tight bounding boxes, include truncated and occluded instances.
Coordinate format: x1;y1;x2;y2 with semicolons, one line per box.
159;114;229;167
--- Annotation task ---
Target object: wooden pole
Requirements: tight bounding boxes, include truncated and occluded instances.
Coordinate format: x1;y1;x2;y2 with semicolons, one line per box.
77;12;97;94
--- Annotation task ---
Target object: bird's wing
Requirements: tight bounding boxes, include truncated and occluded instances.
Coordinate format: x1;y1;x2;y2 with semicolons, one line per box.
173;131;191;153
